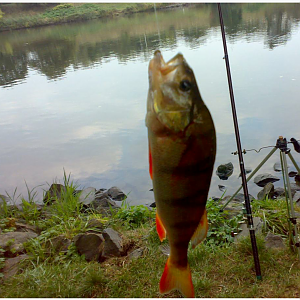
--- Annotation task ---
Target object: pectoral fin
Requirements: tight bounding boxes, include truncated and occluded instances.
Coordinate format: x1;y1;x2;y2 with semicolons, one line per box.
156;212;166;242
191;209;208;249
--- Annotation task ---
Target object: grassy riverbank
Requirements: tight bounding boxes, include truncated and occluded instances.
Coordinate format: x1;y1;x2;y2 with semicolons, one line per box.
0;3;185;32
1;176;300;297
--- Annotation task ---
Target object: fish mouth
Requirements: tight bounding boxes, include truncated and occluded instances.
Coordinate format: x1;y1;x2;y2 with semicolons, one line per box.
149;50;184;79
149;50;190;113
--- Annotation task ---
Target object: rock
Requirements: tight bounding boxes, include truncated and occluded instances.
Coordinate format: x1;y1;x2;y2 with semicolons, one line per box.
254;173;280;187
212;197;220;202
74;233;104;261
102;228;123;258
46;235;71;253
43;184;66;205
1;254;29;281
238;167;252;178
0;231;38;256
223;193;254;204
15;222;40;234
107;186;126;201
216;162;234;180
265;232;286;249
145;202;156;210
91;194;119;216
290;183;300;197
128;247;145;259
273;187;285;199
257;182;275;200
87;218;105;231
289;171;298;177
274;162;290;172
223;206;243;219
78;187;96;205
159;244;170;256
218;185;226;192
0;194;12;206
295;174;300;185
293;191;300;203
234;217;264;241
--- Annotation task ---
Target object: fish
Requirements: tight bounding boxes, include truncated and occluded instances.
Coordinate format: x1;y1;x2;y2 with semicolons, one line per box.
145;50;216;298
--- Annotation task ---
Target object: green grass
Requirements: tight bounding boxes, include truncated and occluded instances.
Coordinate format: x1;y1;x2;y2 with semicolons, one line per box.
1;179;300;297
0;3;171;31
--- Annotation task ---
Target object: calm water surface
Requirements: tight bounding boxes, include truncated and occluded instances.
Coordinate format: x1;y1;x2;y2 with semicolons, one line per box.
1;3;300;205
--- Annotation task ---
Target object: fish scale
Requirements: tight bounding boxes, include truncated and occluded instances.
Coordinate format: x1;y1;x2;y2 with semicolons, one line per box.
146;50;216;297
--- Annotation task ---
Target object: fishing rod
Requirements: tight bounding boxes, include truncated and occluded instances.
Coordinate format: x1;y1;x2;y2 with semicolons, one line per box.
217;3;262;280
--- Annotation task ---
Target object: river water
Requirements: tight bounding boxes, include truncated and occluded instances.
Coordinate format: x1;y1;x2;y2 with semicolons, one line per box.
1;3;300;205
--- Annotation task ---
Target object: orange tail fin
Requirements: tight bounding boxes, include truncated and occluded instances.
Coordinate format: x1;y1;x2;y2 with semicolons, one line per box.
160;257;195;298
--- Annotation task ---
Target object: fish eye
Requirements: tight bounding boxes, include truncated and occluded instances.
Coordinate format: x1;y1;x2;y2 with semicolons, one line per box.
179;80;192;92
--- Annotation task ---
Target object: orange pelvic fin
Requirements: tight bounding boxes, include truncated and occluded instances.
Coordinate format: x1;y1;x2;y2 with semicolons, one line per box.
156;212;166;242
191;209;208;249
160;257;195;298
148;143;153;179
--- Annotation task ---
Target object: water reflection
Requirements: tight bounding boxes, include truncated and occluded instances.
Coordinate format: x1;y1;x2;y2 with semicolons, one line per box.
1;4;300;87
0;3;300;204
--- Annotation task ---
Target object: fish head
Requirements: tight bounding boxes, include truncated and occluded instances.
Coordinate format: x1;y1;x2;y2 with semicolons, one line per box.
147;50;203;133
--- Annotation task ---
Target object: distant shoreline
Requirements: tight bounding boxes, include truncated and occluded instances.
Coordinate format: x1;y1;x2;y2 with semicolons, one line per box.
0;3;192;32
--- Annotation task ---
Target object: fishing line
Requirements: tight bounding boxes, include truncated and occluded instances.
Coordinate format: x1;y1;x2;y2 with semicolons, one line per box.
217;3;262;280
232;138;300;154
153;3;161;46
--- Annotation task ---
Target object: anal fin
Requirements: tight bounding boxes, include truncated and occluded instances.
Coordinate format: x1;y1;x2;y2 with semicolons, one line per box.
191;209;208;249
160;257;195;298
156;212;166;242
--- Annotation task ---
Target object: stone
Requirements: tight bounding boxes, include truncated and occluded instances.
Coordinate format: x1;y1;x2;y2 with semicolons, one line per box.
295;174;300;185
107;186;127;201
212;197;220;202
0;194;12;206
87;218;105;231
293;191;300;203
290;183;300;197
254;173;280;187
223;193;254;204
257;182;275;200
274;162;290;172
218;185;226;192
265;232;286;249
91;194;119;216
0;231;38;256
14;222;40;234
74;233;104;261
159;244;170;256
273;187;285;199
216;162;234;180
238;167;252;178
43;184;66;205
1;254;29;281
289;171;298;177
46;235;71;253
149;202;156;208
102;228;123;258
78;187;96;205
128;247;145;259
234;217;264;241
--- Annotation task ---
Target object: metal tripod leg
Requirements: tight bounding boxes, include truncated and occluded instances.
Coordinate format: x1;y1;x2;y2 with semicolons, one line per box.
280;151;300;259
287;152;300;174
220;147;277;211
